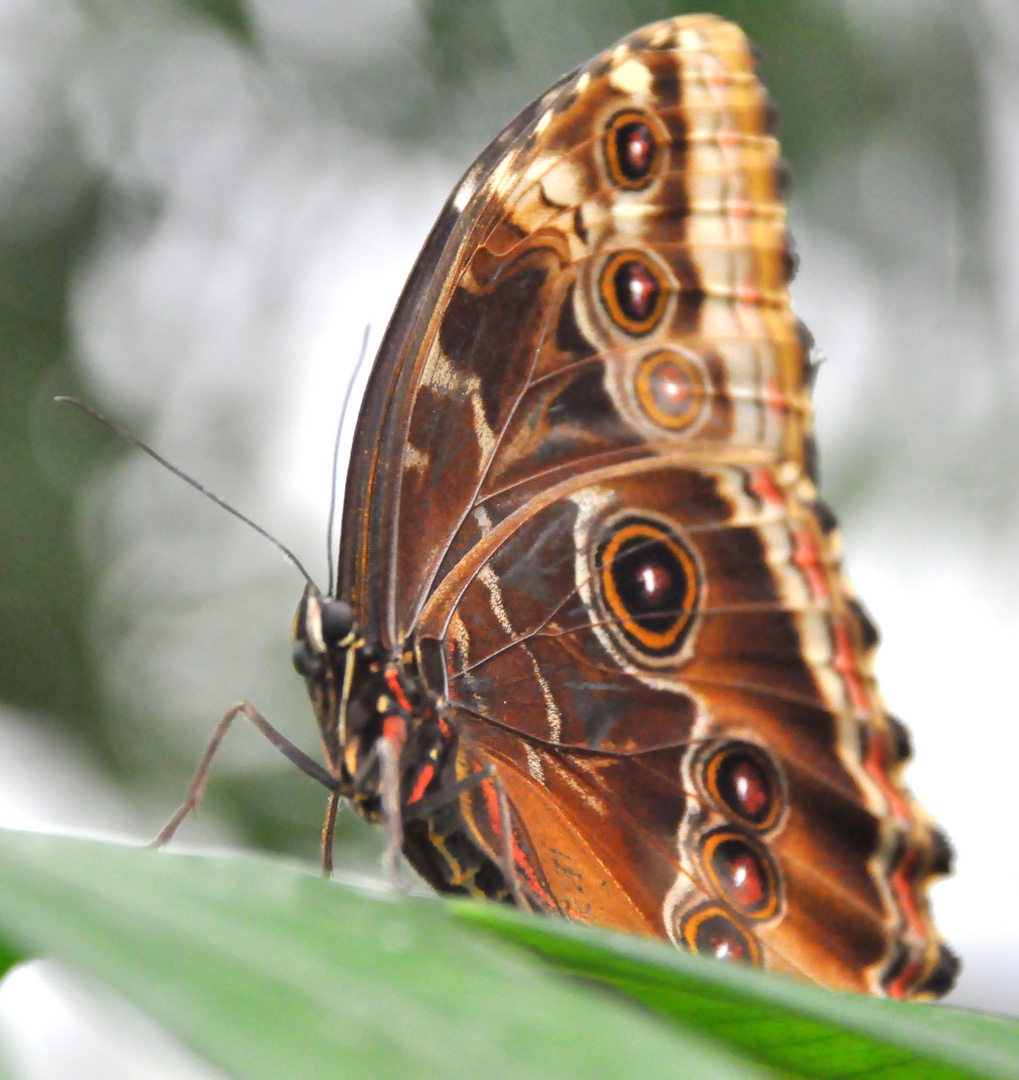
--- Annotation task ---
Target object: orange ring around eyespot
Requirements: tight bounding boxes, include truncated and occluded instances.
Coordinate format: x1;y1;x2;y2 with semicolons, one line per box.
598;520;699;654
704;743;784;831
678;904;760;966
701;829;781;920
635;350;707;431
603;109;663;190
599;250;669;336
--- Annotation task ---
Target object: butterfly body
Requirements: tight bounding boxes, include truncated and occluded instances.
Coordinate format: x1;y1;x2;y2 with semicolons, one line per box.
288;14;956;999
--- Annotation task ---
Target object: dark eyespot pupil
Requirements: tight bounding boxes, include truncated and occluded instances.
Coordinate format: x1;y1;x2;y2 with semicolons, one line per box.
711;838;769;911
694;914;752;963
611;536;687;634
708;829;772;915
717;752;772;824
321;600;354;644
614;260;660;322
636;561;671;599
616;120;654;179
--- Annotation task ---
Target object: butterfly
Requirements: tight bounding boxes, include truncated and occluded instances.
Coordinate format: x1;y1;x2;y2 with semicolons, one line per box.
160;12;957;999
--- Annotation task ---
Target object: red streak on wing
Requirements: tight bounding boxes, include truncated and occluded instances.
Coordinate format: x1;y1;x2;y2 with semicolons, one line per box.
479;777;555;908
792;525;829;599
861;718;910;821
407;764;435;805
884;841;929;999
750;467;785;508
831;618;869;713
385;668;413;713
889;843;926;942
382;715;407;745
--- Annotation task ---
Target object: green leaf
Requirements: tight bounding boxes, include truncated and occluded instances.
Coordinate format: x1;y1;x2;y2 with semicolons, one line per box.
0;828;1013;1080
0;829;773;1080
454;901;1019;1080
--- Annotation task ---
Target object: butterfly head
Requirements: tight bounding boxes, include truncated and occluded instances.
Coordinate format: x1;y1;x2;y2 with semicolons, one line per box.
290;583;429;807
291;582;356;675
290;582;360;778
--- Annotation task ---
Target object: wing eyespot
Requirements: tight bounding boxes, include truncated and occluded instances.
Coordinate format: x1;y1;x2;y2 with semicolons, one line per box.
677;904;760;965
635;349;708;431
701;829;782;921
594;516;701;659
704;742;784;831
599;250;669;336
603;109;663;189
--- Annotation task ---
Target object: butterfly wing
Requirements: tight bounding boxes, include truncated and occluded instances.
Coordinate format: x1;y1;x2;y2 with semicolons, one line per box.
339;14;955;997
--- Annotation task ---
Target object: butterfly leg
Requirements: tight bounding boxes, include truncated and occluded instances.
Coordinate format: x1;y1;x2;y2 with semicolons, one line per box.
493;774;529;911
152;700;339;848
320;789;343;876
376;721;406;889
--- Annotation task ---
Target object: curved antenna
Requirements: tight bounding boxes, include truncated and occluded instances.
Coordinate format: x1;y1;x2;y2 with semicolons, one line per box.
326;323;372;597
56;396;314;586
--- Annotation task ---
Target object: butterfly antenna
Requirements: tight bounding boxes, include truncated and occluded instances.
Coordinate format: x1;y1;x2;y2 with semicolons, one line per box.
326;323;372;597
55;396;314;585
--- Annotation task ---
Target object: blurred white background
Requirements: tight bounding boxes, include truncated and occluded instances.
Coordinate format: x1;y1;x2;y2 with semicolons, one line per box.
0;0;1016;1074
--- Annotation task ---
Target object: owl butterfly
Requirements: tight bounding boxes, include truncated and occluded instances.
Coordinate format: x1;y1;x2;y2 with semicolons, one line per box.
165;13;958;998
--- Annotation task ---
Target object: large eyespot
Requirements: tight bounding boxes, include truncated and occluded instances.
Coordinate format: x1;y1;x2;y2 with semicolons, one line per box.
595;516;700;658
599;251;669;336
604;110;662;189
677;904;760;965
636;350;707;432
704;743;784;831
701;830;781;920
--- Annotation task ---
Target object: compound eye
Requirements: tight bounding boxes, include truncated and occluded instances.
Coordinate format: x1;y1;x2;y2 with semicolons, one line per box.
292;638;325;678
320;600;354;646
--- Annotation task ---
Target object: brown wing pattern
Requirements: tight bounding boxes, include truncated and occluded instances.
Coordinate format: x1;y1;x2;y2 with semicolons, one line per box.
340;15;956;997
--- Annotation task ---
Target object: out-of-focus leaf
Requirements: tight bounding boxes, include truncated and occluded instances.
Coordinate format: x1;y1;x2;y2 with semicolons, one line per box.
0;829;777;1080
455;900;1019;1080
176;0;253;42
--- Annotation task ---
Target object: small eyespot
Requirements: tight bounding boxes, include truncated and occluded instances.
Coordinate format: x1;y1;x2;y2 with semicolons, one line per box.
292;638;325;678
599;251;669;336
604;110;662;189
704;743;783;831
701;830;781;920
635;350;707;432
595;516;700;659
677;904;759;965
321;599;354;645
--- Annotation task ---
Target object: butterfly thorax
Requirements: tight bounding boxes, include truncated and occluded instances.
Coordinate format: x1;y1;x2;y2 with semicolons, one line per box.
292;582;425;803
291;582;517;899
